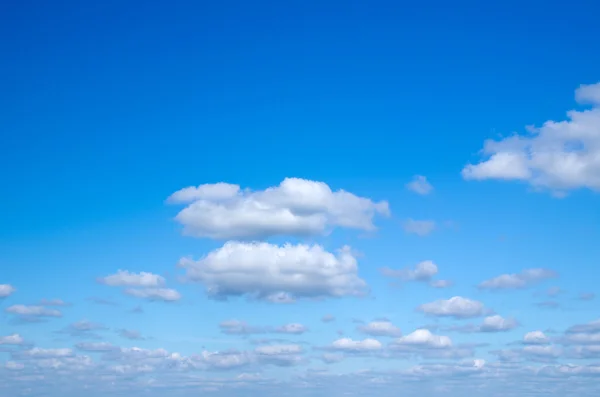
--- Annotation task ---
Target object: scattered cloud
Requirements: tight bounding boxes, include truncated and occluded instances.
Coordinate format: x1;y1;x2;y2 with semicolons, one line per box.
536;301;560;309
39;298;69;306
406;175;433;195
402;219;436;236
358;321;402;337
87;297;118;306
275;323;308;335
393;329;452;348
330;338;383;352
179;242;367;302
417;297;485;319
321;314;335;323
0;334;24;345
124;288;182;302
381;260;438;281
478;268;557;290
0;284;16;298
58;320;107;338
523;331;550;345
430;279;453;288
478;315;518;332
579;292;595;301
99;270;166;287
117;329;145;340
462;82;600;194
167;178;390;239
5;305;62;321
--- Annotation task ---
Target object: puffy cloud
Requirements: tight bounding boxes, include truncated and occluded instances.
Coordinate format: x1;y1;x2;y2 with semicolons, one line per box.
5;304;62;318
124;288;181;302
98;270;165;287
167;178;390;239
462;82;600;194
393;329;452;348
358;321;402;337
479;315;518;332
406;175;433;195
0;284;16;298
478;268;557;290
179;242;367;301
417;297;485;319
0;334;24;345
254;344;304;366
523;331;550;344
330;338;383;352
402;219;436;236
380;260;438;281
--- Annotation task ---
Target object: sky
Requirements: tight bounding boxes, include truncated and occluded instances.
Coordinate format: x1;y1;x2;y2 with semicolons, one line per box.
1;0;600;396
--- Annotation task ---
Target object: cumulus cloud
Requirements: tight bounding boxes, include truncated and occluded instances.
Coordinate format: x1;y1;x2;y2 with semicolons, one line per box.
0;284;16;298
417;297;485;319
462;82;600;194
330;338;383;352
380;260;438;282
478;315;518;332
254;344;304;366
478;268;557;290
99;270;165;287
406;175;433;195
402;219;436;236
393;329;452;348
524;331;550;344
358;321;402;337
179;242;367;302
0;334;24;345
124;287;181;302
167;178;390;239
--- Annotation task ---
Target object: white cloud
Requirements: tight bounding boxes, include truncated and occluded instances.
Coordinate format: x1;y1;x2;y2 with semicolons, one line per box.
275;323;308;334
5;361;24;370
402;219;436;236
5;305;62;318
39;298;69;306
523;331;550;344
178;242;367;301
219;320;265;335
0;284;16;298
117;329;144;340
417;297;485;319
168;177;390;239
21;348;73;358
124;288;181;302
406;175;433;195
99;270;165;287
358;321;402;337
462;82;600;194
75;342;118;352
478;268;557;290
479;315;518;332
393;329;452;348
330;338;382;352
381;260;438;281
0;334;24;345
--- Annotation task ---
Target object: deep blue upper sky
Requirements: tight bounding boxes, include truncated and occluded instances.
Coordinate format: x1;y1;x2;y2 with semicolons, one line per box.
1;1;600;397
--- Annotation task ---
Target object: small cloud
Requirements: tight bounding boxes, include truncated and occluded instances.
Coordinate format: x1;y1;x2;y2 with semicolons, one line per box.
0;284;16;298
130;305;144;314
117;329;145;340
536;301;560;310
98;270;166;287
478;315;518;332
381;260;438;282
124;288;181;302
402;219;436;236
40;299;70;307
523;331;550;345
87;297;119;306
479;268;557;290
321;314;335;323
275;323;308;335
5;305;62;321
0;334;24;345
58;320;107;338
430;280;453;288
418;297;485;319
406;175;433;195
579;292;595;301
358;321;402;337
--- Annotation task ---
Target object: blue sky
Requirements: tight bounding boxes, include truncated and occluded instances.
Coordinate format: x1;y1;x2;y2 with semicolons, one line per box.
1;0;600;396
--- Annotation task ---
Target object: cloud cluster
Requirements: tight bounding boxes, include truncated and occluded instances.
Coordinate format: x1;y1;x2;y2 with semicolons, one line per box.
168;177;390;239
462;82;600;194
98;270;181;302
